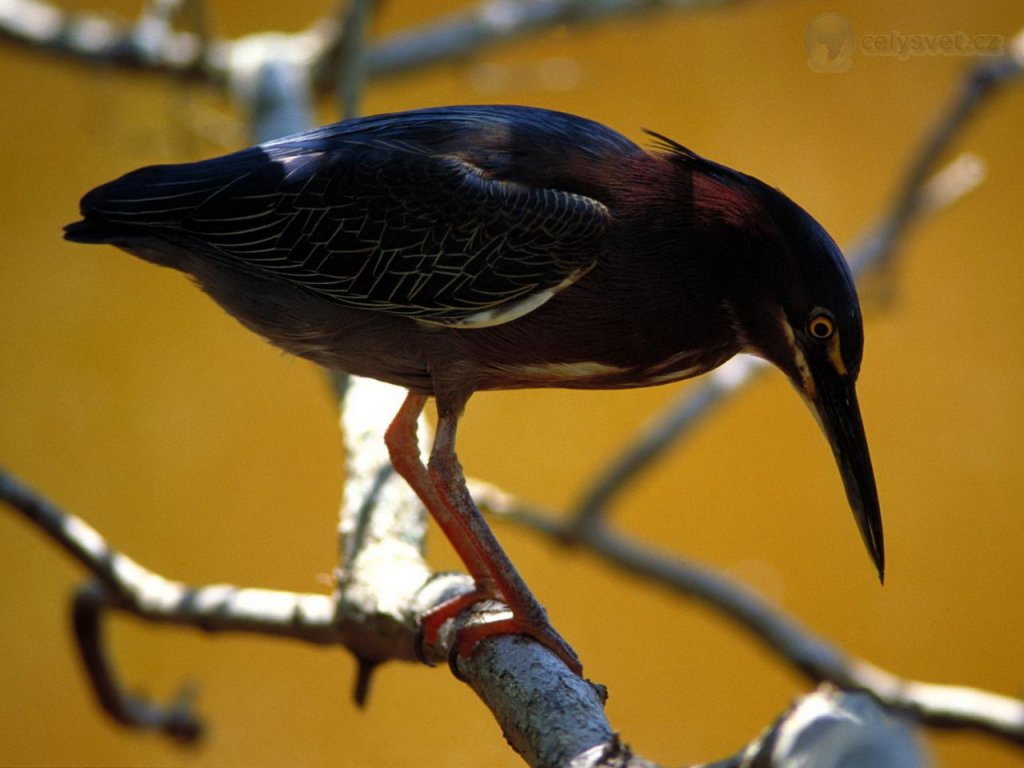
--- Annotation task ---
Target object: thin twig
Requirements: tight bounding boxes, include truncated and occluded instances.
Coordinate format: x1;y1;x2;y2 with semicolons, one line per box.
333;0;375;118
569;356;767;535
0;468;343;641
877;34;1024;269
73;582;204;742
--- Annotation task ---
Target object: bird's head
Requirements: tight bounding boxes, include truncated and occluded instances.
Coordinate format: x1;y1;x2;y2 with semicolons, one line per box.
655;135;884;580
741;188;884;583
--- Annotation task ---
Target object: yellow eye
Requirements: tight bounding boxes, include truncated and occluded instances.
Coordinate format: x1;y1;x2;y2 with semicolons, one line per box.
807;311;835;340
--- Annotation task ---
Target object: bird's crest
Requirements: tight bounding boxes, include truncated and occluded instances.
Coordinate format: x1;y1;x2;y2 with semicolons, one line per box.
643;129;755;188
642;129;701;161
644;129;769;230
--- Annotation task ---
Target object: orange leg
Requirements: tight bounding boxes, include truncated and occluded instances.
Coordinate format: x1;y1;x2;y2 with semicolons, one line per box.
384;392;581;674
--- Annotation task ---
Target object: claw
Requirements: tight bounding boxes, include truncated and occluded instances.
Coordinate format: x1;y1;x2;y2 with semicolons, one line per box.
418;589;582;675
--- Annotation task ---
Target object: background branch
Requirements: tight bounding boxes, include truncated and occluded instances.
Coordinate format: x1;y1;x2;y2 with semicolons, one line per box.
0;0;731;88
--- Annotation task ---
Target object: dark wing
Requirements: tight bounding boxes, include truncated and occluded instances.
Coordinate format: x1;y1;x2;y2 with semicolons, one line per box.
67;107;625;328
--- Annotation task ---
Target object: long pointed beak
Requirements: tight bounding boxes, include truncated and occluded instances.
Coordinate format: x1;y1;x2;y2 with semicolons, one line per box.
805;365;884;582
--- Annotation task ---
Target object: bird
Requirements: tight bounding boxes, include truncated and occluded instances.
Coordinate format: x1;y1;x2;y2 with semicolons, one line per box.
65;105;883;675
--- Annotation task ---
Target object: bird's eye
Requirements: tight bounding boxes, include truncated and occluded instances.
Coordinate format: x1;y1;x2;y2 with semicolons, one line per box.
807;311;835;340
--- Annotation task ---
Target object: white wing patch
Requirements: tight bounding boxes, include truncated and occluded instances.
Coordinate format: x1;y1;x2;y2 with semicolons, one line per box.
496;361;629;383
414;264;593;329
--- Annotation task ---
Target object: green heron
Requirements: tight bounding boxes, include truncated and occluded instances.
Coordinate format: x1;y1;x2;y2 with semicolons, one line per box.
65;105;882;675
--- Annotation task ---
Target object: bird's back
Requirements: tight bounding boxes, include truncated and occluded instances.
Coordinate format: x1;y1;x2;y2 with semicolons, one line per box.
66;106;648;328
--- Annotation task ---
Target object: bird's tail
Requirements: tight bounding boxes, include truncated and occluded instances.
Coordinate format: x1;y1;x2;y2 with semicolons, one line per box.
64;161;204;245
64;143;274;248
64;217;117;244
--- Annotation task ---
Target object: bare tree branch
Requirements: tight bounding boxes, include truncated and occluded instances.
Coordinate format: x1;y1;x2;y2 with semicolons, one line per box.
332;0;375;118
1;462;935;766
0;0;732;89
0;0;229;77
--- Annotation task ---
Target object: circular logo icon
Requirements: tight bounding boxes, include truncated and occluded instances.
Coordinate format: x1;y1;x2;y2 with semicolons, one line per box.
805;14;855;72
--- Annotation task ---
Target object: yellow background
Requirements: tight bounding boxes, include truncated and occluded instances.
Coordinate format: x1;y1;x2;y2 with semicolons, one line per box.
2;1;1023;766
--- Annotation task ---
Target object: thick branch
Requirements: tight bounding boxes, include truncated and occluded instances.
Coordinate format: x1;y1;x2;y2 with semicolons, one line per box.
709;686;924;768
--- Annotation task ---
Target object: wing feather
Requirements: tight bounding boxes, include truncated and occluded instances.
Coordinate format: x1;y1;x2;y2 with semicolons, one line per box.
68;106;629;327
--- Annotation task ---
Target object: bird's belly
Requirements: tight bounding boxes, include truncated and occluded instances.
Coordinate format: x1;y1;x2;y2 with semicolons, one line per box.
185;257;733;396
182;260;437;391
479;353;713;391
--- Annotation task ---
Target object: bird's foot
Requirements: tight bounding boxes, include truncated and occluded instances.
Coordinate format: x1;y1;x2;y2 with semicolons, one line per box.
417;589;582;677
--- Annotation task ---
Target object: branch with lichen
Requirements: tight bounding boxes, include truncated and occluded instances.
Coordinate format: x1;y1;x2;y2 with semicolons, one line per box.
0;430;925;767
